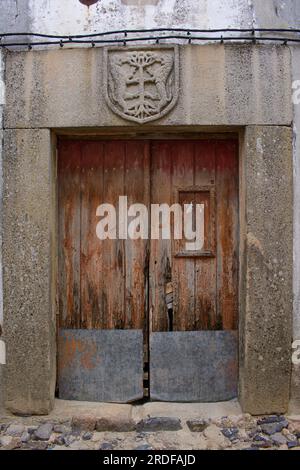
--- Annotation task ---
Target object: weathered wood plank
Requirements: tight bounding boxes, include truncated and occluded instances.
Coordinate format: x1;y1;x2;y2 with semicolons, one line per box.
171;142;195;331
149;142;172;332
194;142;217;329
215;141;239;330
124;141;150;330
58;140;81;329
80;141;104;329
102;141;126;329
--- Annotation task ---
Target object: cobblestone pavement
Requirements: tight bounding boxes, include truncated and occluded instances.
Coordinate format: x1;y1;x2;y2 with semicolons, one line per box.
0;414;300;450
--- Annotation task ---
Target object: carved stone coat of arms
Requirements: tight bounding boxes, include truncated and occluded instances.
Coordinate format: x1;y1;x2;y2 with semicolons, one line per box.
104;46;179;124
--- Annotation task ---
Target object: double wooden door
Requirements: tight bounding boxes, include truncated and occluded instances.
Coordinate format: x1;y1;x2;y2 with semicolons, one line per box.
58;138;239;402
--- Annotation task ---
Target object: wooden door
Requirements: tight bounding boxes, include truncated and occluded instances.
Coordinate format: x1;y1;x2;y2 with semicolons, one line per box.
149;139;239;401
57;140;149;402
57;138;239;403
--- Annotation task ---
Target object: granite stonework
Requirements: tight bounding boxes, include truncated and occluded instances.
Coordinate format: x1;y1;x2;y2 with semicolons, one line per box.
1;44;294;414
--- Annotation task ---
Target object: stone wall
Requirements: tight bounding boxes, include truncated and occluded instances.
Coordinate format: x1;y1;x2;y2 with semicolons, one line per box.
0;49;4;411
0;0;299;412
2;44;293;415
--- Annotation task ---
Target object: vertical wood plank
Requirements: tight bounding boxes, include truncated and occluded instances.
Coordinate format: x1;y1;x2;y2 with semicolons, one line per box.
171;141;195;331
102;141;126;329
80;141;104;329
149;141;172;332
215;140;239;330
194;142;218;329
124;141;150;330
58;140;81;329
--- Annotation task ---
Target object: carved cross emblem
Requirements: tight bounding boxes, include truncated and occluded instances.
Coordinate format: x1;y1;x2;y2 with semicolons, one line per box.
104;46;179;124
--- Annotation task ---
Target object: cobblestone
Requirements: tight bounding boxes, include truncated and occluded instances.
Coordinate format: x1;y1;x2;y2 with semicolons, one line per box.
0;414;299;450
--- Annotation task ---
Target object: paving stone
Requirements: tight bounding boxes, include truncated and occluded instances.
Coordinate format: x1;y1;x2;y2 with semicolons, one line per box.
96;417;136;432
271;433;287;446
288;441;300;449
27;426;38;434
20;431;31;443
251;440;273;449
186;419;209;432
23;441;49;450
221;427;239;440
34;423;53;441
257;415;286;425
53;435;65;446
63;434;78;447
0;413;297;451
136;417;182;432
6;423;25;437
255;433;270;440
53;424;71;434
260;420;289;435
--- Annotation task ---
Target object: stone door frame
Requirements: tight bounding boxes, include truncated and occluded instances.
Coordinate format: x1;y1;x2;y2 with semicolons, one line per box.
2;44;293;415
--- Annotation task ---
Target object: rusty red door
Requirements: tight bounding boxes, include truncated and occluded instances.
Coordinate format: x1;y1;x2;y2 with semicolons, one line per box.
57;138;239;403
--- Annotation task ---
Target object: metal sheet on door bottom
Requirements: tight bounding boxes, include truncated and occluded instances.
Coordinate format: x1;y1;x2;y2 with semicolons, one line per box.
150;331;238;402
58;329;144;403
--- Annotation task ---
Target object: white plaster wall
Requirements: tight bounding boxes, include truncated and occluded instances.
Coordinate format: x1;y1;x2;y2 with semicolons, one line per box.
29;0;254;35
